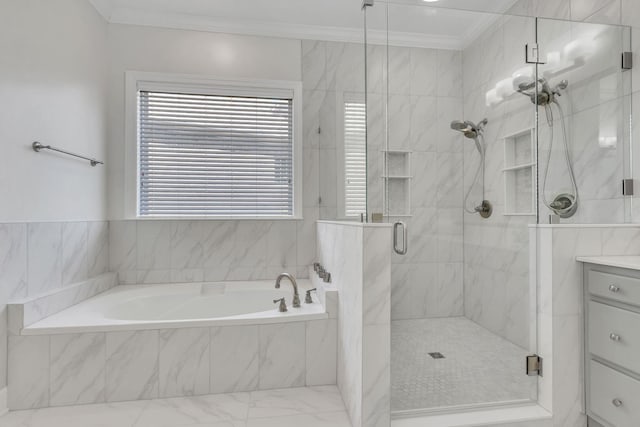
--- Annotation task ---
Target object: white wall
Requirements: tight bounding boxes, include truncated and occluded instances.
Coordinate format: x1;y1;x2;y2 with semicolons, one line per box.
0;0;109;394
0;0;109;223
106;24;302;219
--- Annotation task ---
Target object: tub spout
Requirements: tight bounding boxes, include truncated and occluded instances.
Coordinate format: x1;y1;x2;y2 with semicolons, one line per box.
275;273;300;308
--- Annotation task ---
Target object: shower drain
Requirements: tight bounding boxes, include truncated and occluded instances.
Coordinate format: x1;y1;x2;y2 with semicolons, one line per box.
428;352;445;359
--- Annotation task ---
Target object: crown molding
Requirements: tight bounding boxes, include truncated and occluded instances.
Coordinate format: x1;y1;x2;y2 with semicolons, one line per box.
93;6;465;50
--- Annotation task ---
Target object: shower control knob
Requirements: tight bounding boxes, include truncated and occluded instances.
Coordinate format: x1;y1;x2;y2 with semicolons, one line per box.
609;284;620;293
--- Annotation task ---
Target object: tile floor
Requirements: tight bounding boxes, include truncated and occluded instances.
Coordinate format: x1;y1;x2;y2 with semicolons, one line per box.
0;386;351;427
391;317;535;412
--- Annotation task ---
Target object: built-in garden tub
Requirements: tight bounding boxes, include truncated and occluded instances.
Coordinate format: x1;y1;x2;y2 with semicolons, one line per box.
8;279;338;410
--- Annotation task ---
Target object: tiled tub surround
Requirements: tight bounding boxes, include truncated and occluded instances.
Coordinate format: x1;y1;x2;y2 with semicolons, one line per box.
8;280;338;410
0;221;109;301
0;221;109;393
8;273;118;334
316;221;392;427
109;219;316;285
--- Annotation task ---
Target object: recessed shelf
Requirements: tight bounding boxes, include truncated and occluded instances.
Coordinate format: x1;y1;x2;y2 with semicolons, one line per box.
503;129;536;217
382;150;412;217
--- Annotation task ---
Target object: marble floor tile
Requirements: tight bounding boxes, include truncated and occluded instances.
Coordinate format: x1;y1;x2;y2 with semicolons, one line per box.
0;400;148;427
0;386;350;427
133;393;249;427
248;386;345;419
246;411;351;427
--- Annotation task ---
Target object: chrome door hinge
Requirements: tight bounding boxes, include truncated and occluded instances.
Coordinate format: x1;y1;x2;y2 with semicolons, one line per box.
622;52;633;70
525;43;546;65
526;355;543;376
623;179;634;196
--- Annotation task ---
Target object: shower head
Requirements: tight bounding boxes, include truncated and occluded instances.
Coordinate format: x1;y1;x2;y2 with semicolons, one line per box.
517;78;569;105
450;120;469;130
450;119;486;139
451;122;477;139
450;119;488;153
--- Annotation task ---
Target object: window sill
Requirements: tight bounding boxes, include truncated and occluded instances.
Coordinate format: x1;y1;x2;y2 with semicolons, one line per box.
133;215;304;221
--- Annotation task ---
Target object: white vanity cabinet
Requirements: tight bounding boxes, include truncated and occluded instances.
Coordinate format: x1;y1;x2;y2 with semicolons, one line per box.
582;261;640;427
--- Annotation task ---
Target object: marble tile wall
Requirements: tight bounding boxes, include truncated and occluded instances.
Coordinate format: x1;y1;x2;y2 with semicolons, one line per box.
0;221;109;391
109;219;315;285
8;317;337;410
301;39;464;321
382;45;465;321
316;221;391;427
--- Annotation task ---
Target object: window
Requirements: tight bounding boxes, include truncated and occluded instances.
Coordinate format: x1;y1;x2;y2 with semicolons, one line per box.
127;73;302;218
342;98;367;218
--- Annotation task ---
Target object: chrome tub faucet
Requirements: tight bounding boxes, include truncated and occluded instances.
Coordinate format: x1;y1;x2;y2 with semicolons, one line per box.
275;273;300;308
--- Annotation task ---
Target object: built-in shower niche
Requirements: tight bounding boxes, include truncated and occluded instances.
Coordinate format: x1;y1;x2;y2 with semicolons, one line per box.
383;150;412;217
503;128;536;216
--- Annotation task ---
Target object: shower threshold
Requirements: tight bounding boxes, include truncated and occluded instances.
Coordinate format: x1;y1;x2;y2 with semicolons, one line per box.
391;399;534;419
391;403;551;427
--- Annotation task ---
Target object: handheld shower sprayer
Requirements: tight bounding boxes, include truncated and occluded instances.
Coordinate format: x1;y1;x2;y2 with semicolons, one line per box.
450;118;492;218
516;77;578;218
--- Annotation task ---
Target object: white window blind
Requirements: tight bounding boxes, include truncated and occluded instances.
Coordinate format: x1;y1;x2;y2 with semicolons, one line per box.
344;101;367;217
138;90;294;217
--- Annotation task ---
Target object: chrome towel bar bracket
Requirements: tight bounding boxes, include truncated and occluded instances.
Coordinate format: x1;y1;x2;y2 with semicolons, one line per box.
32;141;104;167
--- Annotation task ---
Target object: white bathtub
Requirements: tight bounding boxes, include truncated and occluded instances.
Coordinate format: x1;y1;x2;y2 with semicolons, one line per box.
22;279;327;335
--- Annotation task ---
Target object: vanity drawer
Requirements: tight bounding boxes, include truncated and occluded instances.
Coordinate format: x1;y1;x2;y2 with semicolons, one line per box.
589;360;640;427
588;302;640;373
589;270;640;307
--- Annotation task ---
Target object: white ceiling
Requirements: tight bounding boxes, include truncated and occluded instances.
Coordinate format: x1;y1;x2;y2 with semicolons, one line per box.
89;0;518;49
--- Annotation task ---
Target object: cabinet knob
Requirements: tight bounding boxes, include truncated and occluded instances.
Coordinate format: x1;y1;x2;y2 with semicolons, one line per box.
612;398;623;407
609;333;621;342
609;284;620;293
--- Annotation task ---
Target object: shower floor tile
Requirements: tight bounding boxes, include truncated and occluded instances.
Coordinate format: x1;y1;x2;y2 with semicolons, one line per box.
391;317;535;412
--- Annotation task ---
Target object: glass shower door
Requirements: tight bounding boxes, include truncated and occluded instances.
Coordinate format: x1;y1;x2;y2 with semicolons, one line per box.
369;0;541;416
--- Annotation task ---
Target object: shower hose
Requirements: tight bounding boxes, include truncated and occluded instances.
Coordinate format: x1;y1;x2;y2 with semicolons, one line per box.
541;100;579;213
463;134;485;214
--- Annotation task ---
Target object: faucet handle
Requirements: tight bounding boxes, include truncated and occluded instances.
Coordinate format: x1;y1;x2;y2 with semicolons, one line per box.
305;288;317;304
273;298;288;312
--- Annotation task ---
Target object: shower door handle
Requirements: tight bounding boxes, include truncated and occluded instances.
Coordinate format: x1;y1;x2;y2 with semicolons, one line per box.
393;221;408;255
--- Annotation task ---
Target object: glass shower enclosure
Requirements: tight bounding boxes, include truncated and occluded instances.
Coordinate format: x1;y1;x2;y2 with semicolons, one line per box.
356;0;633;418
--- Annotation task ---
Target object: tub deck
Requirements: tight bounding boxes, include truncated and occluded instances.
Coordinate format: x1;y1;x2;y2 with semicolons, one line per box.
20;279;327;335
